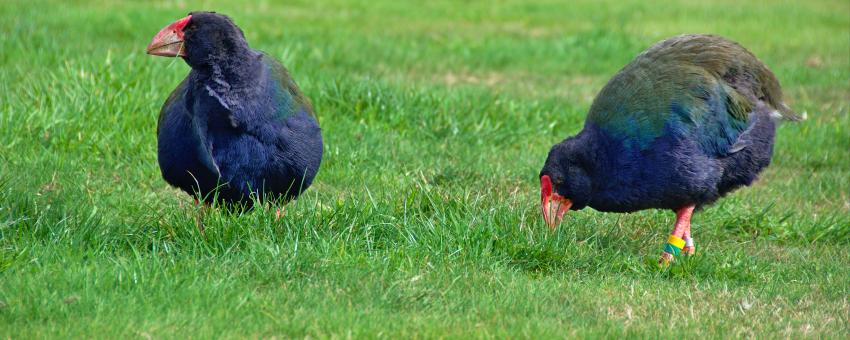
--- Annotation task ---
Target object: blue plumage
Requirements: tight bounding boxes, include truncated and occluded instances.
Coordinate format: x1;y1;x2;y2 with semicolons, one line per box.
539;35;798;261
150;12;322;206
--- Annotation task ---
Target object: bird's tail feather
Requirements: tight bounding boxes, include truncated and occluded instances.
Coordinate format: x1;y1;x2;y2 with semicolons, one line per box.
776;103;804;122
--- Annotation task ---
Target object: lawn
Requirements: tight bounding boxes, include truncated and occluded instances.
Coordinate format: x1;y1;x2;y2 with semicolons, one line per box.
1;0;848;338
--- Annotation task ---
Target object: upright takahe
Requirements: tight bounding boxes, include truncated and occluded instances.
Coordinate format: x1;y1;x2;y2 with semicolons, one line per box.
539;35;799;264
146;12;322;210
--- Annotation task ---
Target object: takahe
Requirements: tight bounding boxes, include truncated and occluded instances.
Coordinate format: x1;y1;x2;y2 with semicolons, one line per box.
146;12;322;209
539;35;799;263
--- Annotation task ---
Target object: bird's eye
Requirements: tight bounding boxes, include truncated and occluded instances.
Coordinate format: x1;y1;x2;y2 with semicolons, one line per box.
554;179;564;186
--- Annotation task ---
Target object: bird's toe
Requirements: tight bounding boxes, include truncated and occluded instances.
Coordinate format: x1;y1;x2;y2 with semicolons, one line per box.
658;252;675;266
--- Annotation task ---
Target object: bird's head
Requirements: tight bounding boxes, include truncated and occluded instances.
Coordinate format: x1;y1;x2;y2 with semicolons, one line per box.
539;138;592;229
146;12;249;67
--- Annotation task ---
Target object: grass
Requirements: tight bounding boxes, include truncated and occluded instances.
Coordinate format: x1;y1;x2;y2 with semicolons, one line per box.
1;0;848;337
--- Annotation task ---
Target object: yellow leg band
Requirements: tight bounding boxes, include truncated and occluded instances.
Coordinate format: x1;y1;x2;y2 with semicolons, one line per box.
667;235;685;249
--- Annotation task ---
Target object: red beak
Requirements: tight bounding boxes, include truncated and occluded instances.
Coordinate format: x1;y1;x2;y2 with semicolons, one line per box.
541;175;572;229
147;15;191;57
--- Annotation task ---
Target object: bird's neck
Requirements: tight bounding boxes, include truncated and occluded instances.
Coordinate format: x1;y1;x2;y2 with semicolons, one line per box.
191;50;263;92
187;50;264;116
572;127;606;192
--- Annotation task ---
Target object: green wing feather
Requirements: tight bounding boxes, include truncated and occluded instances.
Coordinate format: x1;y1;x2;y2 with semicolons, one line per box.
587;35;796;154
262;53;317;122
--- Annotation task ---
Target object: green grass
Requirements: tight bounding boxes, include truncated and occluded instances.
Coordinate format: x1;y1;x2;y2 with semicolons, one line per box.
1;0;848;337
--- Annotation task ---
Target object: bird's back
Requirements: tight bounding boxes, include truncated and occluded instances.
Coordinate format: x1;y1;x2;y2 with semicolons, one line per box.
587;34;796;157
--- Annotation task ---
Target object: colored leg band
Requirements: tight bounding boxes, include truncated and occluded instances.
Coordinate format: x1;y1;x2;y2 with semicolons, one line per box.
667;235;686;249
664;235;685;256
664;243;682;256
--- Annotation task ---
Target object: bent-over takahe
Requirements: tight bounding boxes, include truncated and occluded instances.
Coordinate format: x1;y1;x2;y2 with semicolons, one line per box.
146;12;322;210
539;35;799;263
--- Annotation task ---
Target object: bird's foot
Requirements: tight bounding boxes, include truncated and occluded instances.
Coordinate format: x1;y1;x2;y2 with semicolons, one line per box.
275;207;283;221
659;251;675;266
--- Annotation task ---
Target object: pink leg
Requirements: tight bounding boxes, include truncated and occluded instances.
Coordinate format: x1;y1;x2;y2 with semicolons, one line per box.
660;205;695;264
275;207;283;221
683;222;695;255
